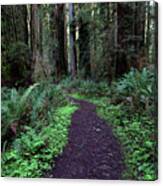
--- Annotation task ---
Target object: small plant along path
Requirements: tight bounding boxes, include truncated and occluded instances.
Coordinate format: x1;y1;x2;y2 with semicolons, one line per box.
47;98;124;179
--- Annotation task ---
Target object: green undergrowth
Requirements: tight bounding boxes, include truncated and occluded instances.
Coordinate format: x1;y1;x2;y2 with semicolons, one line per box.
70;93;157;180
2;104;77;177
95;100;157;180
1;68;157;179
1;83;77;177
69;68;157;180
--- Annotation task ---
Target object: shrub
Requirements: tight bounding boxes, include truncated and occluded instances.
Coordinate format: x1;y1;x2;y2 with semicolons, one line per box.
96;101;157;180
1;104;77;177
111;68;155;113
60;78;110;96
1;82;78;177
2;41;31;87
1;83;68;150
1;83;39;145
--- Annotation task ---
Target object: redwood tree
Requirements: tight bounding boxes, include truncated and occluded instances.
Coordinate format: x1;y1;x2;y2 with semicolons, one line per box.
51;4;67;82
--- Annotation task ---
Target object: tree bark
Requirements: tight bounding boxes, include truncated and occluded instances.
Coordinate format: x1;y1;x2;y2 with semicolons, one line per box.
51;4;67;82
78;4;91;78
69;3;77;78
31;5;42;80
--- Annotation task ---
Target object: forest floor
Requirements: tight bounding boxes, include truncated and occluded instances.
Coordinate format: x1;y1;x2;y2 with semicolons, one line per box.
46;97;124;179
2;69;156;180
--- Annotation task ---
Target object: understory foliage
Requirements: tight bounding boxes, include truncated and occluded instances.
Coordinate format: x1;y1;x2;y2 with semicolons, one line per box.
1;41;31;86
69;67;157;180
60;78;110;96
1;68;157;180
1;83;77;177
111;67;156;113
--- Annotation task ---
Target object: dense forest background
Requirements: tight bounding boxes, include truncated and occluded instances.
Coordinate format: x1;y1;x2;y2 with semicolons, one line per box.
1;2;157;86
1;1;158;180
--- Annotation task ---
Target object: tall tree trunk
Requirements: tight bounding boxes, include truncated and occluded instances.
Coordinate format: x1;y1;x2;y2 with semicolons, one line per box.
31;5;41;80
116;2;130;76
135;2;146;53
134;2;146;70
90;4;96;80
23;5;28;45
69;3;77;78
108;2;118;83
78;4;91;78
51;4;67;82
116;2;146;75
64;5;68;77
145;2;150;63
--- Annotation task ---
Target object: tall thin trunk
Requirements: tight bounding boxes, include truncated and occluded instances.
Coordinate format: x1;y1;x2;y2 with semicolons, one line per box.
50;4;67;82
23;5;28;45
90;4;96;80
116;2;129;76
146;2;150;63
12;7;17;41
31;5;40;80
113;3;118;81
69;3;77;78
78;4;91;78
64;5;68;76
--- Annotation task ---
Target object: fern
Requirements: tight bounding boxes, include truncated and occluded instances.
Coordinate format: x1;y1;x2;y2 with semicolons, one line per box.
112;67;155;112
17;83;39;115
1;83;40;144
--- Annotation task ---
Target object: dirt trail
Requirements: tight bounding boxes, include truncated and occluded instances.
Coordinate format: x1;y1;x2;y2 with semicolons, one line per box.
46;98;124;179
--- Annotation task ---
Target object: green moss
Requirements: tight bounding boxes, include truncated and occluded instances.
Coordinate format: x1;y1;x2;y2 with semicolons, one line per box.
69;92;86;99
56;105;77;116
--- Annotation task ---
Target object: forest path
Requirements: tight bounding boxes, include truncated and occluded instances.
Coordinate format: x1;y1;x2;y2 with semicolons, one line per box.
47;98;124;179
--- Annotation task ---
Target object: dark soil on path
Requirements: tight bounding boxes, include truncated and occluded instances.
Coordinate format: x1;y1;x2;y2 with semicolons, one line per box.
46;98;124;179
